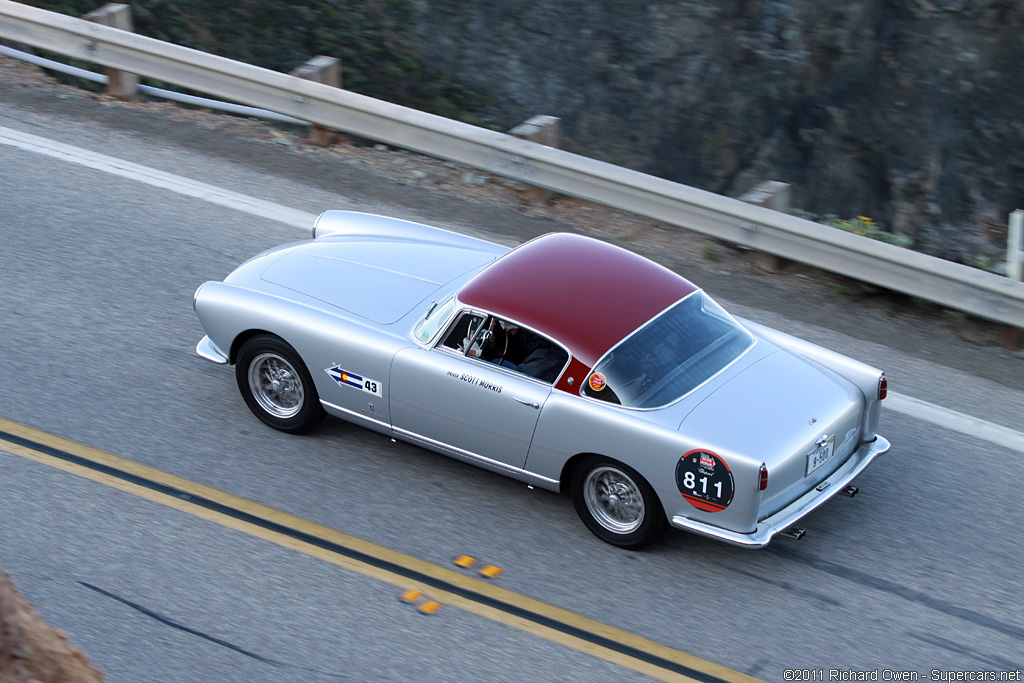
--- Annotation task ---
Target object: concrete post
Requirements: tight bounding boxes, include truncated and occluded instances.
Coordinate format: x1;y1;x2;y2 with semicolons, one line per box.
739;181;792;272
83;3;138;100
999;210;1023;348
1008;209;1023;281
510;115;561;205
290;56;341;146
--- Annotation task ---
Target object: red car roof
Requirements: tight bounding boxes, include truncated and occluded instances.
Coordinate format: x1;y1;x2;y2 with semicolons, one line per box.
457;233;698;368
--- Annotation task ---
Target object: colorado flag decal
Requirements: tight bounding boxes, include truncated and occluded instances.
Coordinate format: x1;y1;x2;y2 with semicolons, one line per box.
326;365;382;397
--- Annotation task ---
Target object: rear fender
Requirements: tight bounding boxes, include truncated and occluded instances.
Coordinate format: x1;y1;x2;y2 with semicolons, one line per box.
738;318;884;439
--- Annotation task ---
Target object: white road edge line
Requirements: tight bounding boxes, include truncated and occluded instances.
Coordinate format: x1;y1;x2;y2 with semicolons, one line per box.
4;125;1023;454
886;392;1024;453
0;125;317;230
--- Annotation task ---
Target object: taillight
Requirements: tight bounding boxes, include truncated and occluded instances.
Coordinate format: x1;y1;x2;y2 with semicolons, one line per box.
759;464;768;491
878;373;887;400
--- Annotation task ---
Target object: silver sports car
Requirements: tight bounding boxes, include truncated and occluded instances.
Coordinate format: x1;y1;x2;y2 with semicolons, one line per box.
194;211;890;549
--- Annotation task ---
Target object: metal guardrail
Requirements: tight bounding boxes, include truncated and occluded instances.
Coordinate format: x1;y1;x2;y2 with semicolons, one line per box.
0;44;308;124
2;0;1022;328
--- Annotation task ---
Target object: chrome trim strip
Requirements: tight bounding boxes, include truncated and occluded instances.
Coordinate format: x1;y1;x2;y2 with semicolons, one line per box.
320;400;391;430
196;336;228;364
390;426;558;486
393;426;524;474
320;405;561;486
670;435;891;548
522;470;559;485
309;254;443;285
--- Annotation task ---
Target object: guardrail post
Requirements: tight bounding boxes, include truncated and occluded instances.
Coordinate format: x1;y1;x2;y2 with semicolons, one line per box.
739;181;792;272
83;3;138;100
510;115;560;205
290;56;341;146
1008;210;1023;281
1000;210;1023;348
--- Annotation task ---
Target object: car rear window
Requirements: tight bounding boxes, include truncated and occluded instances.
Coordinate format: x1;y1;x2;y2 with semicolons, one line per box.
582;292;754;408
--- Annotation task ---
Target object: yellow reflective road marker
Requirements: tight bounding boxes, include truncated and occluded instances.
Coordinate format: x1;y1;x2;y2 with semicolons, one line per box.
453;555;503;579
416;599;443;616
399;588;443;614
0;416;765;683
478;565;504;579
452;555;478;569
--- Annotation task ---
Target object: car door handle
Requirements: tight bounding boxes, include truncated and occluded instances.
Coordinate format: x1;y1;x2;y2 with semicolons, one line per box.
512;396;540;409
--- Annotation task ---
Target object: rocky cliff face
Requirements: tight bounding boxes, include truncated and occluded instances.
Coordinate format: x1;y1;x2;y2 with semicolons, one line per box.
0;563;103;683
414;0;1023;249
21;0;1023;257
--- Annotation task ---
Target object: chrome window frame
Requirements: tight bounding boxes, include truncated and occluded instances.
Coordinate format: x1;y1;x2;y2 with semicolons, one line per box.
431;301;573;387
411;294;459;348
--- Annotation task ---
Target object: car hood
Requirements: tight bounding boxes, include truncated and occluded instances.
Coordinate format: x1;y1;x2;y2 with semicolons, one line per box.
226;239;503;324
678;349;863;473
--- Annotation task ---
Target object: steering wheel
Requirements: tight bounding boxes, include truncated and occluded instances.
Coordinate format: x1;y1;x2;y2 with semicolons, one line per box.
489;321;509;363
463;317;508;361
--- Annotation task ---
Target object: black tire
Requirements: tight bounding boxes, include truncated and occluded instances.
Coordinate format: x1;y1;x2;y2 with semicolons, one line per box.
235;335;324;434
570;455;666;549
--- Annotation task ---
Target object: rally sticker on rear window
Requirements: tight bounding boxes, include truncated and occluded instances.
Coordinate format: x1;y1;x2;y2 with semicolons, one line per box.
588;373;606;392
326;365;382;397
676;449;734;512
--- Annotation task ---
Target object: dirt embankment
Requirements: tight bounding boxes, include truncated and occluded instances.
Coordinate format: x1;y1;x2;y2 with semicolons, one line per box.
0;563;102;683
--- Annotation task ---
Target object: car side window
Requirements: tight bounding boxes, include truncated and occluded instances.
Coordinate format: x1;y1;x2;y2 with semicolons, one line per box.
439;313;568;384
504;325;568;384
441;312;487;354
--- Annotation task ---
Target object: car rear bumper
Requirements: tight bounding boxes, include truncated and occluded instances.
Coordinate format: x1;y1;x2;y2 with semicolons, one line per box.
670;435;891;548
196;335;228;364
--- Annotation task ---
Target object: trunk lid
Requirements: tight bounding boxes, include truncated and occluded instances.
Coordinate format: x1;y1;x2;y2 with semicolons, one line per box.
679;350;863;518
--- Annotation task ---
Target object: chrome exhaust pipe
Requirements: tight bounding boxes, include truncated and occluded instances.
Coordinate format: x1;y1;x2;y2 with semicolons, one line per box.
840;485;859;498
780;527;806;540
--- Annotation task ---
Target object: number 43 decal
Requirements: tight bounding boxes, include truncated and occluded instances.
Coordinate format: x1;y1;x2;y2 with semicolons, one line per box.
326;365;383;397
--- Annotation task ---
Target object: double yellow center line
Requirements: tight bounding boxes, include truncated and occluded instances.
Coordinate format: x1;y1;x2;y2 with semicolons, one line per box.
0;416;762;683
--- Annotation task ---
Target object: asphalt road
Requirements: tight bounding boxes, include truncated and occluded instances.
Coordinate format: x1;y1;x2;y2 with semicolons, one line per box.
1;74;1022;682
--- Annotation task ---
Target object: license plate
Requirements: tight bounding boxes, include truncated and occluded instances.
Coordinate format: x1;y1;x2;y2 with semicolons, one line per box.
806;436;836;476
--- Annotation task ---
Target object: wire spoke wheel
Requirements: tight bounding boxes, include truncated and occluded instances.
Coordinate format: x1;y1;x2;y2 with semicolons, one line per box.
571;455;665;549
235;335;324;434
248;353;304;418
584;466;645;534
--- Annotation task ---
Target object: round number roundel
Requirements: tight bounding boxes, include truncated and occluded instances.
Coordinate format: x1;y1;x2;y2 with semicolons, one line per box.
676;449;734;512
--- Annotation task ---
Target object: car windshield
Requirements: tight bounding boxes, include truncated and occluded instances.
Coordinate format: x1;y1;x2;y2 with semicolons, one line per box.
413;296;456;344
582;292;754;408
